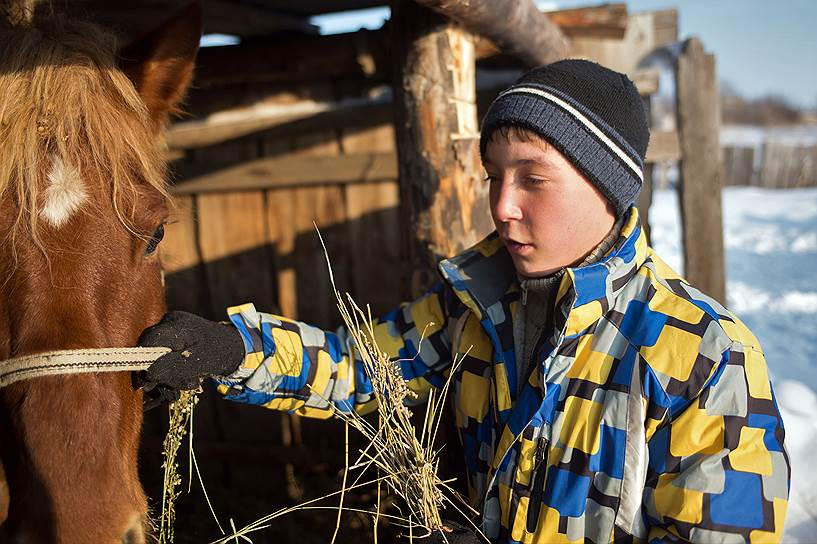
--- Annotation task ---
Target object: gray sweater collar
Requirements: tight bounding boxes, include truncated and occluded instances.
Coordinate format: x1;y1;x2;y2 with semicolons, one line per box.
518;218;623;305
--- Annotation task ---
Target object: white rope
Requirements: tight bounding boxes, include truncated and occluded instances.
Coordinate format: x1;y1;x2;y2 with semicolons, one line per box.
0;346;171;389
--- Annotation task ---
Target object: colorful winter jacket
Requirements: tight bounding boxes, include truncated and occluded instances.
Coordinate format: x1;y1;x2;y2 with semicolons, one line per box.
217;208;790;543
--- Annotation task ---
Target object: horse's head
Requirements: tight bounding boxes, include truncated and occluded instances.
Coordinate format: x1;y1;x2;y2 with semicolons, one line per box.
0;5;200;543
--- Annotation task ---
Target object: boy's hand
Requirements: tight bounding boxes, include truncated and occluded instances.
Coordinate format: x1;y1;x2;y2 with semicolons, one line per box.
136;311;245;399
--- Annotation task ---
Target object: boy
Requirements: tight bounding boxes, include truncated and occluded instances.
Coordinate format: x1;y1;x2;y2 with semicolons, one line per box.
141;60;790;543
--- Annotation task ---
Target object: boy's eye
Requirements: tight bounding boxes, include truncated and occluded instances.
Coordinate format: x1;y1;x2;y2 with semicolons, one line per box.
523;176;548;186
483;174;498;183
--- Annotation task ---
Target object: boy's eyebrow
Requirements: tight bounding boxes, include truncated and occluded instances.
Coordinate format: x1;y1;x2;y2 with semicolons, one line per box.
514;158;558;168
483;156;559;169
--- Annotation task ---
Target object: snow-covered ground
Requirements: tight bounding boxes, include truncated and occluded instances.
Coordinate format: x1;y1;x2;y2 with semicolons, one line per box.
651;186;817;542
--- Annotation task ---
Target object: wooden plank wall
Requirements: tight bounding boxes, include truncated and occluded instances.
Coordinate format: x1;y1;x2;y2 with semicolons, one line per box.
150;123;403;527
722;144;817;188
160;9;680;327
161;125;401;327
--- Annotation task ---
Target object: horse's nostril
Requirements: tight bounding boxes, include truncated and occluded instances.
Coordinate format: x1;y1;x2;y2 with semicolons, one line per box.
122;523;145;544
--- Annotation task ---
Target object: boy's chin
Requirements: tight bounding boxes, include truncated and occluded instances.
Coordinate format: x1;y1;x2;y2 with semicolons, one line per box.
510;255;561;278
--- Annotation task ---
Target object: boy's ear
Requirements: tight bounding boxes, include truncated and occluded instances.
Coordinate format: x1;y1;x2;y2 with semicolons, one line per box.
118;1;202;130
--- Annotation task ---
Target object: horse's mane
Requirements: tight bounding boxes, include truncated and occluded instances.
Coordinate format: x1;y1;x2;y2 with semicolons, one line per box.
0;14;169;249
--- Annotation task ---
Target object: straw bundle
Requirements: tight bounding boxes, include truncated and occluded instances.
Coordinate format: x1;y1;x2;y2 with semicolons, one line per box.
211;231;481;542
158;389;199;544
329;292;454;535
316;230;478;539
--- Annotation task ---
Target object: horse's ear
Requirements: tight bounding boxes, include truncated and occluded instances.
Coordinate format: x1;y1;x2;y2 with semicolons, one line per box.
118;1;202;130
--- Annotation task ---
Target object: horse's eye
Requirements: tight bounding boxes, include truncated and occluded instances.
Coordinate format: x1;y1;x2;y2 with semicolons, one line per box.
145;224;165;256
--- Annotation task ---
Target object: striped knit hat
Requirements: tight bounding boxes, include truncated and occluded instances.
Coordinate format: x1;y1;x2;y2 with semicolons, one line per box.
480;59;649;217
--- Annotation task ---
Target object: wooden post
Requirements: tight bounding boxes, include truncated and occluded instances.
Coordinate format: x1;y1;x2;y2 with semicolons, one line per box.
675;37;726;301
414;0;569;67
391;1;493;297
635;94;654;243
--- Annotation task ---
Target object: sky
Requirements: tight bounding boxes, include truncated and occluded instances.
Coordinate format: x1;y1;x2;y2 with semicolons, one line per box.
305;0;817;110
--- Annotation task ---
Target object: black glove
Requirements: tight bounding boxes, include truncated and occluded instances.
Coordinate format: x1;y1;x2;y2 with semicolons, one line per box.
412;521;483;543
136;311;245;404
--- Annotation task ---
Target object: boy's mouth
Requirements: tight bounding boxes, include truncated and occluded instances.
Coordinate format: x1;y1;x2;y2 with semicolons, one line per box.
504;238;534;255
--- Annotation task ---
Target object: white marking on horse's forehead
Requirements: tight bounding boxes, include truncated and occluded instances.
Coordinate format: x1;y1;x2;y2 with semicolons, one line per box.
40;156;88;228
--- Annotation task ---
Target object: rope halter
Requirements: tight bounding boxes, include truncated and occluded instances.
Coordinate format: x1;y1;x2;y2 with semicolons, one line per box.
0;347;170;389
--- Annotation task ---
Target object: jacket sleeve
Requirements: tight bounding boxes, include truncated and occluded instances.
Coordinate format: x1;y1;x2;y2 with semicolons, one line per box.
212;282;458;419
642;341;790;543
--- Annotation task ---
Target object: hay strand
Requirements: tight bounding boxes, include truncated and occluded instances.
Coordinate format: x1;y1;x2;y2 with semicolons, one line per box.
158;389;199;543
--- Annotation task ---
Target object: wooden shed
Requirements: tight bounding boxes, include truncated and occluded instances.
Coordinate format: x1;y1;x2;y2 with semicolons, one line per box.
12;1;726;540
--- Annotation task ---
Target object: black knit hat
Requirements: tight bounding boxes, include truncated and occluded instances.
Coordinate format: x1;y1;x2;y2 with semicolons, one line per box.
480;59;650;217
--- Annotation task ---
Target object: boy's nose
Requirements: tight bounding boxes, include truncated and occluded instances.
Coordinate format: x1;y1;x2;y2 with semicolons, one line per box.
493;183;523;222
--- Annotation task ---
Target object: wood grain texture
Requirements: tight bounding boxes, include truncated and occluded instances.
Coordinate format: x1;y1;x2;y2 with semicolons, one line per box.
646;129;681;163
547;3;627;39
414;0;569;66
570;10;677;76
171;152;397;195
197;191;277;318
391;1;493;297
676;38;726;302
160;195;198;274
345;181;401;315
265;183;350;326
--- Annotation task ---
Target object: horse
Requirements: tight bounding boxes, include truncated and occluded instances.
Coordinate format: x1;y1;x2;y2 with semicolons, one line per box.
0;4;200;542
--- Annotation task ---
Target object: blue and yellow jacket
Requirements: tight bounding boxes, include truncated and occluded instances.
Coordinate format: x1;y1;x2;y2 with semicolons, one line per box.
217;208;790;543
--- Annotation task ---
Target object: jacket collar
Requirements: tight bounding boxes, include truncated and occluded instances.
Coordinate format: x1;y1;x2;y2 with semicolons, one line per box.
438;207;648;332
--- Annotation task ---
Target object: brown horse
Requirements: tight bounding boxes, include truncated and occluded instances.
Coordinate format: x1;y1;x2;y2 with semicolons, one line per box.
0;4;200;543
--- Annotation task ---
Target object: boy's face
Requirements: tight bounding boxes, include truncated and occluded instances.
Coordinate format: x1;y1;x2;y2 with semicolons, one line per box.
484;128;616;277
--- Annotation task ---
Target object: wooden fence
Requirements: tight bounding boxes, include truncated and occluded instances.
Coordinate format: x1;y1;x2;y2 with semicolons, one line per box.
723;143;817;188
161;126;403;328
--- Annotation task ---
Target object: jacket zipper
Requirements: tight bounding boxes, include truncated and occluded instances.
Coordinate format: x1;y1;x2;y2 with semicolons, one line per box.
483;285;569;532
524;295;554;532
526;435;549;533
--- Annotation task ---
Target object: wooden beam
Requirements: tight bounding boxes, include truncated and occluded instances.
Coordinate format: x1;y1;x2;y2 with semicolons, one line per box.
645;129;680;163
391;1;493;297
202;0;318;37
191;4;621;92
45;0;318;43
170;152;397;195
414;0;569;67
166;97;395;161
569;10;674;78
193;29;386;89
547;3;627;39
632;68;659;96
652;8;679;47
197;3;630;86
675;37;725;301
168;101;343;150
168;67;659;154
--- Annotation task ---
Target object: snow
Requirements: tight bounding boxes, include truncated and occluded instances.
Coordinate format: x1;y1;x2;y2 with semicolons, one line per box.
650;186;817;542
